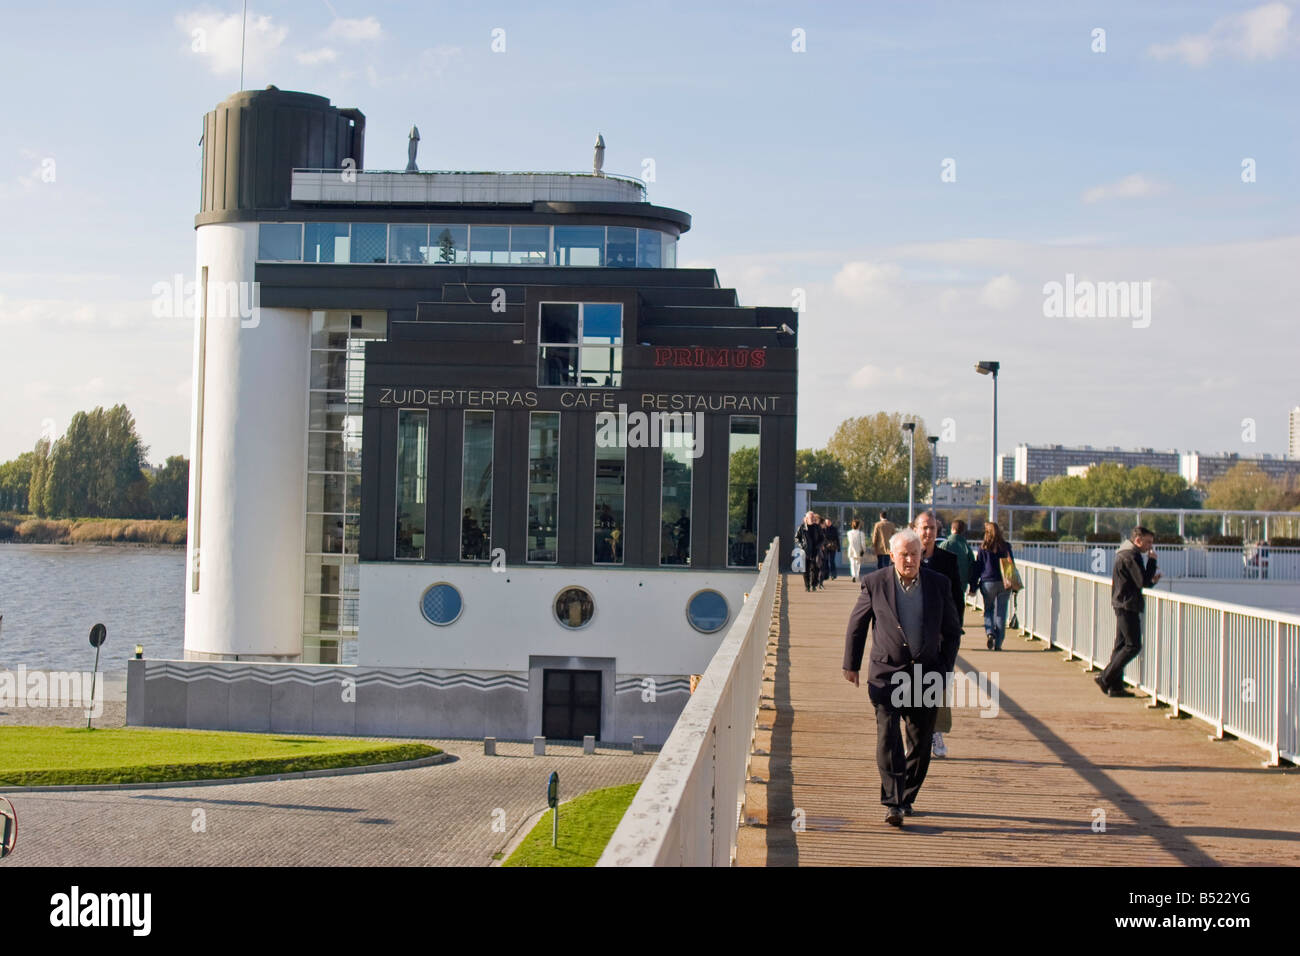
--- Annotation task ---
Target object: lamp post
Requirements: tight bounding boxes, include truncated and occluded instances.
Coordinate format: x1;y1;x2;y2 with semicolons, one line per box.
927;435;939;508
902;421;917;523
975;361;1000;527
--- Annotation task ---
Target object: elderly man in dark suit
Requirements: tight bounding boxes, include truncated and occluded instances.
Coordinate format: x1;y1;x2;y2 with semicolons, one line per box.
843;528;963;826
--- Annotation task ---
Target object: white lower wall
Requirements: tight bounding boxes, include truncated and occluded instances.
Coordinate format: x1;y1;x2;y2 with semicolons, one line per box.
358;563;756;673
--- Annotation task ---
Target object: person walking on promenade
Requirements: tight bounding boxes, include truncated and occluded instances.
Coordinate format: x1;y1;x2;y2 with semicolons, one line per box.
970;522;1013;651
843;529;963;826
912;511;963;758
845;518;868;582
821;516;840;581
796;511;824;593
940;519;977;596
871;510;896;569
1097;526;1162;697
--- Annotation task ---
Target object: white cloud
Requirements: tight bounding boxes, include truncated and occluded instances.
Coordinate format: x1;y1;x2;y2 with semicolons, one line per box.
848;364;906;389
979;274;1021;310
326;16;382;41
296;47;338;65
831;261;903;306
177;10;288;76
1149;2;1294;66
1081;174;1168;204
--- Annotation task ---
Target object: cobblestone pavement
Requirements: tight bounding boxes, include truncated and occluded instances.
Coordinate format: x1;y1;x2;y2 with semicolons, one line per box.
1;739;655;866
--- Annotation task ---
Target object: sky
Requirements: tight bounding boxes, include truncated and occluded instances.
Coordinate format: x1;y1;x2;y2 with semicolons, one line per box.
0;0;1297;479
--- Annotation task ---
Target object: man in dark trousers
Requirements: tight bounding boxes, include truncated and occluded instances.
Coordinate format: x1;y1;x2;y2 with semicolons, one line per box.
843;529;963;826
912;510;963;758
796;511;823;592
1097;526;1162;697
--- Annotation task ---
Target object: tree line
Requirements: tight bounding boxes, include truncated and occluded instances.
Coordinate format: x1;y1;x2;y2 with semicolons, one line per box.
797;413;1299;514
0;405;188;520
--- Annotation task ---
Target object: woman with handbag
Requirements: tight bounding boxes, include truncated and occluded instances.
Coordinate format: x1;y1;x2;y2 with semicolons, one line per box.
969;521;1016;650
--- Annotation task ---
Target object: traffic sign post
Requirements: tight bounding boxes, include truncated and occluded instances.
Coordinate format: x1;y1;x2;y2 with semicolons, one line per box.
87;623;106;730
547;772;559;848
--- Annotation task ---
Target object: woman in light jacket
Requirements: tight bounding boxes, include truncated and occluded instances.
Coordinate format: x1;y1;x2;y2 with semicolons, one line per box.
970;521;1013;650
845;518;868;582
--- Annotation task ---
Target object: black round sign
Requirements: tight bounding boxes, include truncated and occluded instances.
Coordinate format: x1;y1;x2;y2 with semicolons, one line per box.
89;623;107;648
547;771;558;809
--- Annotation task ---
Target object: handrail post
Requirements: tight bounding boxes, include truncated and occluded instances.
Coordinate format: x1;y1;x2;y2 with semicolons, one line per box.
1269;619;1282;767
1147;596;1161;709
1171;602;1182;718
1215;609;1227;739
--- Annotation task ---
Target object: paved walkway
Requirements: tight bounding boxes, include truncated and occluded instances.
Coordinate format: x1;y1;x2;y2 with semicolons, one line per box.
2;739;654;866
738;574;1300;866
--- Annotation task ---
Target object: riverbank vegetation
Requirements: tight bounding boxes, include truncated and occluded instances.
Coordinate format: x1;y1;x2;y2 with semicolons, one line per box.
0;404;187;520
0;515;186;546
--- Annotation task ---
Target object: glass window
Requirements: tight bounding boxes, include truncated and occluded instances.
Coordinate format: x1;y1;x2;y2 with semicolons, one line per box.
528;412;560;563
310;312;351;350
540;303;579;343
606;227;637;268
304;223;350;263
308;430;345;472
388;224;429;264
509;226;549;265
686;590;729;634
594;413;625;564
579;347;620;387
553;587;594;629
469;225;510;264
660;417;694;565
258;223;302;261
636;229;662;268
396;410;428;559
420;583;464;626
461;411;494;561
663;236;676;268
582;303;622;343
307;473;346;514
727;416;761;568
350;223;388;263
430;225;468;264
309;390;355;431
554;226;604;267
310;350;348;390
538;347;578;386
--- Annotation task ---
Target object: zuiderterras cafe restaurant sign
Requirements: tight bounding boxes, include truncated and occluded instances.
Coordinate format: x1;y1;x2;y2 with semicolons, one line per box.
372;387;785;413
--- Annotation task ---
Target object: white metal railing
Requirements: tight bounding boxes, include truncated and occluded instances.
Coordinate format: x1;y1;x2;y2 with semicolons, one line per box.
1017;559;1300;766
597;538;780;867
1010;542;1300;581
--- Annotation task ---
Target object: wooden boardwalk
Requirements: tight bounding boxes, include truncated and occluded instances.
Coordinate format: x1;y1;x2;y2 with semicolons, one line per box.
737;573;1300;866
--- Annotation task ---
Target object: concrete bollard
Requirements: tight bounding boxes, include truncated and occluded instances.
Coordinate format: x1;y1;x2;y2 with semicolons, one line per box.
583;735;595;754
632;735;645;755
533;735;546;756
484;736;496;756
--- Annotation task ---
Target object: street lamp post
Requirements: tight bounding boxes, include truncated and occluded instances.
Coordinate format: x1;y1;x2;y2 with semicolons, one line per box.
902;421;917;523
975;361;1000;527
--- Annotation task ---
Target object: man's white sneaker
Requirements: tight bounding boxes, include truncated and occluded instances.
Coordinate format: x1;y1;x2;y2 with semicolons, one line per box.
931;732;948;758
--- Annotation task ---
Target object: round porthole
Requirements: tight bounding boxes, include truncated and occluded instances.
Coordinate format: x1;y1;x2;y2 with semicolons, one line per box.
420;582;464;626
553;586;595;630
687;589;729;634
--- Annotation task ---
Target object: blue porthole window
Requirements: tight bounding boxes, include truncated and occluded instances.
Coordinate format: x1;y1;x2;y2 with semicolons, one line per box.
554;586;595;629
686;589;729;634
420;582;464;626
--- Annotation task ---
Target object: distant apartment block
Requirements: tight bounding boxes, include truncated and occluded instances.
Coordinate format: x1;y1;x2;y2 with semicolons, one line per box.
1290;406;1300;459
996;454;1015;482
1012;444;1180;484
1180;452;1300;486
933;455;949;481
931;480;985;508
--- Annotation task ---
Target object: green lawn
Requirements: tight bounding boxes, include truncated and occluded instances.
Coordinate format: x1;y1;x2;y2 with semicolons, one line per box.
0;726;439;787
502;782;640;867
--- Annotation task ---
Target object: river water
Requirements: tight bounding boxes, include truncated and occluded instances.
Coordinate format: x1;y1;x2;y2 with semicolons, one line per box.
0;544;185;675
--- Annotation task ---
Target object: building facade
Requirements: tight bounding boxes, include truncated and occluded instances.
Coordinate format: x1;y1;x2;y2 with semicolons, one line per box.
1012;443;1181;484
129;88;796;745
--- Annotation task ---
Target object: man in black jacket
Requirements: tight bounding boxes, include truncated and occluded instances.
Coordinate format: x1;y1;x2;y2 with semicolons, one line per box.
912;511;963;757
1097;526;1162;697
796;512;823;592
843;529;963;826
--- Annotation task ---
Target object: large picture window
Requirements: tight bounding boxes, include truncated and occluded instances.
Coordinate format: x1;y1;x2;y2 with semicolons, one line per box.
461;411;494;561
594;413;625;564
396;410;427;559
727;416;761;568
537;302;623;387
528;412;560;562
660;416;694;566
